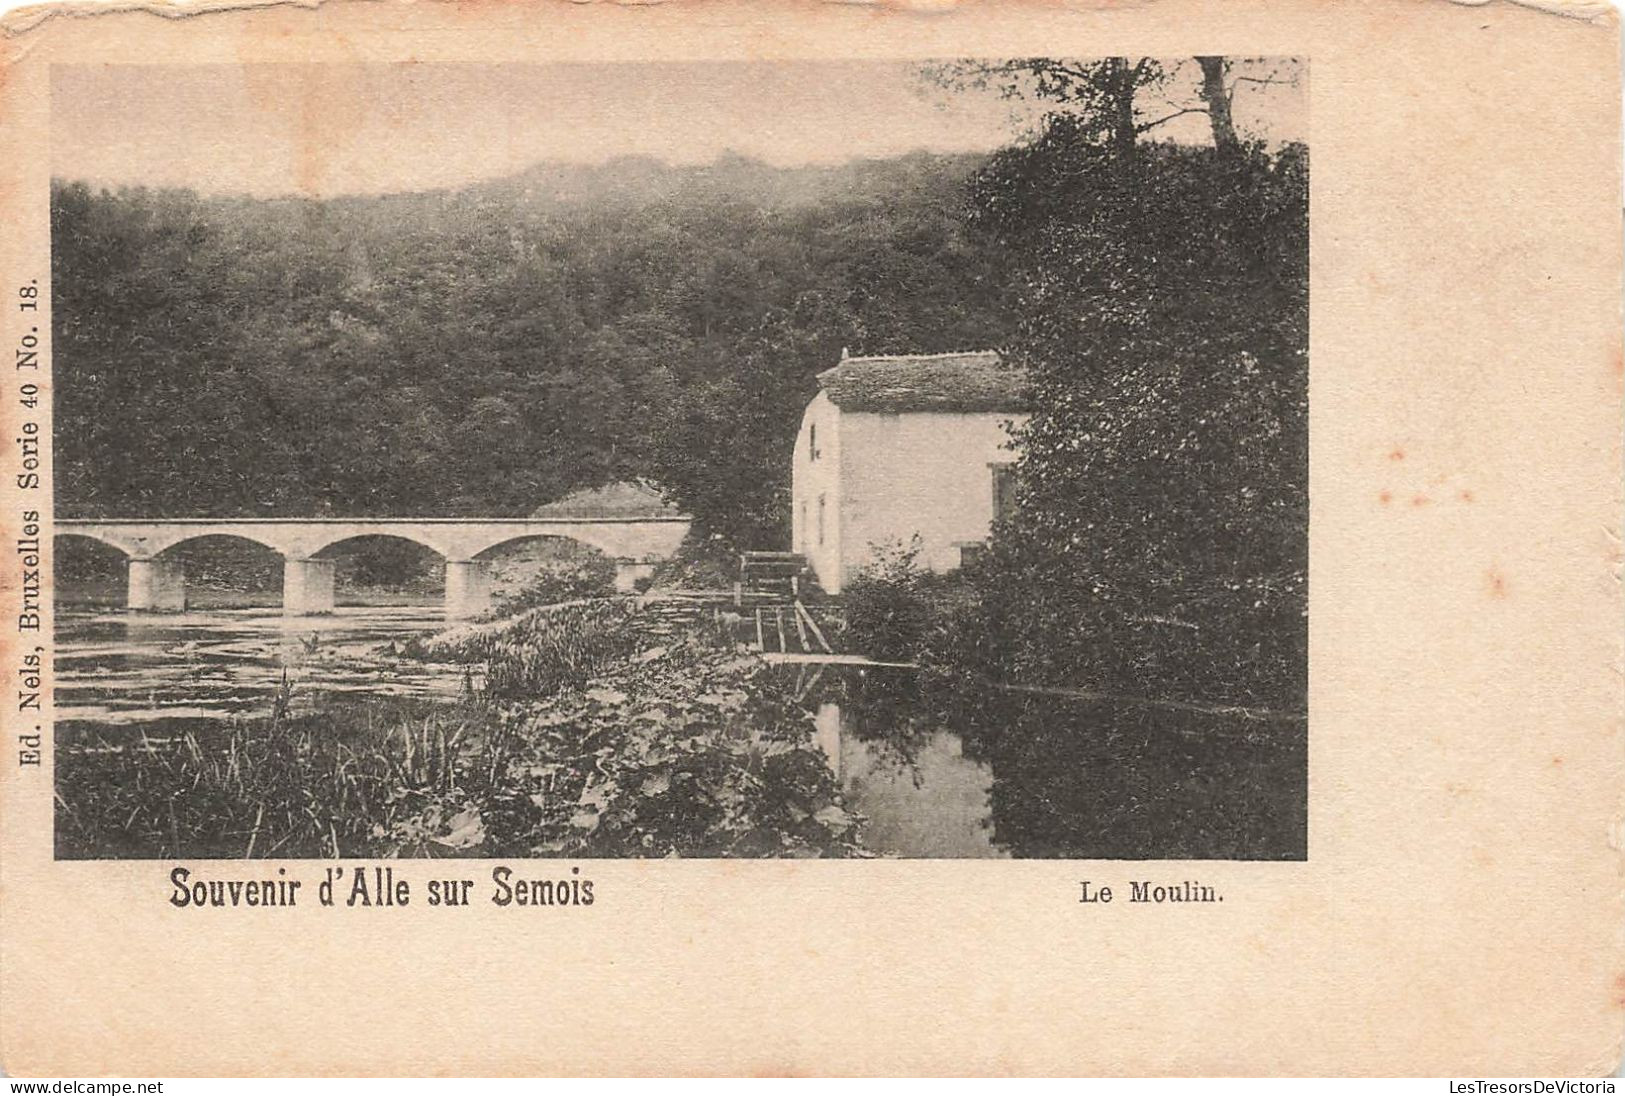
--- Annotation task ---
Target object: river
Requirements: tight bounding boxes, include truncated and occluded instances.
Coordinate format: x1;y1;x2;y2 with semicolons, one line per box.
54;606;1013;858
54;607;1307;860
54;606;473;728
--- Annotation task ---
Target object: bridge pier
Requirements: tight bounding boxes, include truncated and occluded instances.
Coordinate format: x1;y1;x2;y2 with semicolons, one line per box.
127;558;187;612
445;560;493;620
282;558;336;615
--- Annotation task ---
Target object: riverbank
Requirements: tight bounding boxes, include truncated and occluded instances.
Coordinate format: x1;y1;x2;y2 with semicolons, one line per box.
55;587;1307;860
56;596;866;859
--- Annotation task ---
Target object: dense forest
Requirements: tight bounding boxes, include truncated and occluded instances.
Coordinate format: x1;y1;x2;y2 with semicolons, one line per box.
52;151;1014;545
55;56;1308;714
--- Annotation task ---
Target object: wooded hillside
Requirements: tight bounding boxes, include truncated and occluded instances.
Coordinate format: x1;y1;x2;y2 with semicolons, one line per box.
52;151;1014;545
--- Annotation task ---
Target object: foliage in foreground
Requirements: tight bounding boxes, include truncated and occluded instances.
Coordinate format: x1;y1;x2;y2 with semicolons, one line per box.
56;603;862;859
488;553;618;618
414;598;643;699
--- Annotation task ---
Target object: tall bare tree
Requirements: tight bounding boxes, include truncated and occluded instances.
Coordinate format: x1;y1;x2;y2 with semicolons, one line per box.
928;56;1300;160
1195;56;1241;155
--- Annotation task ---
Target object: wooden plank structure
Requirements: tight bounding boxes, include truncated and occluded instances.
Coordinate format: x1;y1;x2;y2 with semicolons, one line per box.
735;597;843;656
794;601;832;654
761;652;915;668
665;554;847;657
739;551;807;600
791;603;810;651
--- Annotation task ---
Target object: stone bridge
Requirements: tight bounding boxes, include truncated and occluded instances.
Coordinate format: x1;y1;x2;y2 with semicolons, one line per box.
55;517;693;618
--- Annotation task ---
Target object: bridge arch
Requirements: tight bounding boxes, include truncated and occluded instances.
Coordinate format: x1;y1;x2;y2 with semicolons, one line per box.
152;531;285;558
468;530;615;562
309;534;448;609
54;529;134;559
454;522;691;564
298;530;452;562
470;534;618;609
162;534;286;605
55;532;134;610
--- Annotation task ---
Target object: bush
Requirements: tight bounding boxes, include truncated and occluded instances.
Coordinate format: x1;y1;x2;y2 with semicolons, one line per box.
54;694;499;859
961;134;1308;711
422;598;643;700
492;553;617;615
840;539;930;661
840;537;979;664
649;531;737;590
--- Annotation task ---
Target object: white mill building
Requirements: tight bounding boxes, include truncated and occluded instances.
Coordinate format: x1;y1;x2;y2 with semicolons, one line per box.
790;350;1031;594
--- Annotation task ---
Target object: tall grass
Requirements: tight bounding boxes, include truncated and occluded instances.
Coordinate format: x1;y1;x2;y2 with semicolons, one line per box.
419;598;644;699
60;604;643;859
57;594;863;859
55;678;505;859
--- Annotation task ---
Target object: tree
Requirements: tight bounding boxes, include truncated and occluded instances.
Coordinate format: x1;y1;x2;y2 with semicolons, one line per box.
928;58;1170;163
1195;57;1240;155
951;57;1309;709
931;56;1300;166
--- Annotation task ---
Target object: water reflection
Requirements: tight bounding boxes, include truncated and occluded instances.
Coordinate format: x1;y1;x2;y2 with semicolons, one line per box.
55;607;470;729
57;608;1307;861
801;667;1307;861
814;700;1008;859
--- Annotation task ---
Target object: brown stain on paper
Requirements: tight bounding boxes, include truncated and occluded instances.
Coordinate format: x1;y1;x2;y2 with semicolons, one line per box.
1376;444;1482;514
237;44;370;197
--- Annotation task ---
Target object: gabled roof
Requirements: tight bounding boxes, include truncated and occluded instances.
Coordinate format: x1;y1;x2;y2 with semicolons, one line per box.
815;350;1032;413
530;480;683;520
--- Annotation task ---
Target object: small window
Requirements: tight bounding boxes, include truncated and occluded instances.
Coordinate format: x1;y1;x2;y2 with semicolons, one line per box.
808;423;819;461
817;494;826;546
990;463;1018;523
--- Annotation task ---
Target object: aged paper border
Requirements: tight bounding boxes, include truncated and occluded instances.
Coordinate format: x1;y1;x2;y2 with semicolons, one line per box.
1;0;1621;1076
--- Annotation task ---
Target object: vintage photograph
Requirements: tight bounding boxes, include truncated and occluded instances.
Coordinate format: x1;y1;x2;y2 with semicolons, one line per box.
49;57;1309;862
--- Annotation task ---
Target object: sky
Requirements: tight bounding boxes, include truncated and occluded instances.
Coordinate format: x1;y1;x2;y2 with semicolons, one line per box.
51;60;1306;199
